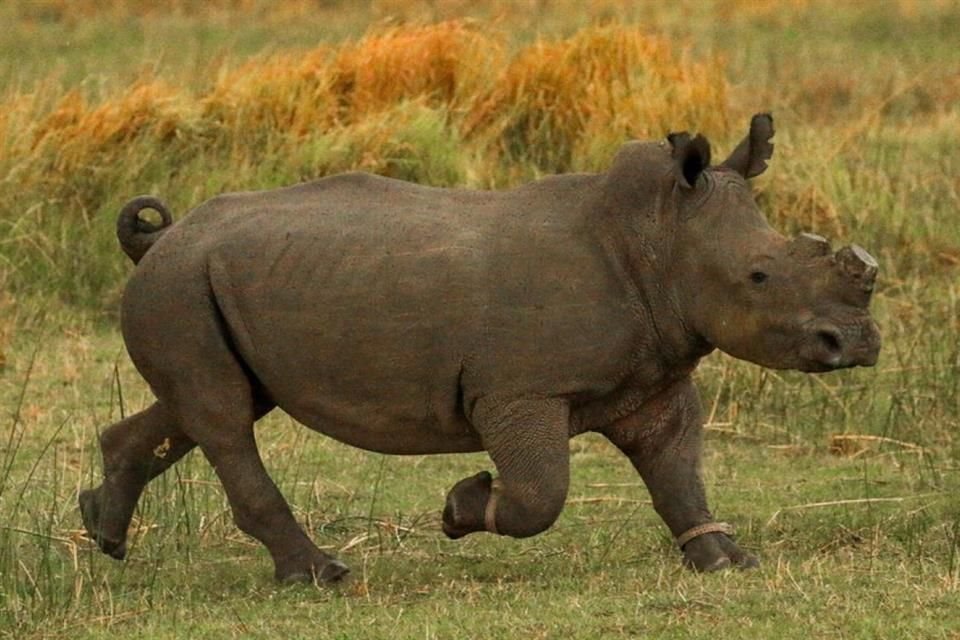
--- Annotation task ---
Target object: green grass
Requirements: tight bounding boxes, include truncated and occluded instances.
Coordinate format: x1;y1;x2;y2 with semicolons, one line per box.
1;1;959;638
1;320;958;639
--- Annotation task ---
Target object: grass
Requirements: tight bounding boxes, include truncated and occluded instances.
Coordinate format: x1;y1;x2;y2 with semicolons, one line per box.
0;0;959;638
1;322;957;638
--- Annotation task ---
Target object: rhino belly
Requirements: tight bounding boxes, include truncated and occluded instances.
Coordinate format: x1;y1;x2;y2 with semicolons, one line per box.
206;246;483;455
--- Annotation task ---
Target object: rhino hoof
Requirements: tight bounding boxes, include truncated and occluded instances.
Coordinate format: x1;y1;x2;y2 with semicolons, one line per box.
79;488;127;560
318;559;351;584
442;470;493;539
277;558;351;585
697;556;732;572
682;532;759;572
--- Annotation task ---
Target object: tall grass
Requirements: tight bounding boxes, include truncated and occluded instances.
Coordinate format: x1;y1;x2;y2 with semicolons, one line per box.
0;21;731;306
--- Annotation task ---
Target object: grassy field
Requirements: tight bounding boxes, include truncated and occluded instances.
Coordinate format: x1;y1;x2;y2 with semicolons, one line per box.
1;1;959;638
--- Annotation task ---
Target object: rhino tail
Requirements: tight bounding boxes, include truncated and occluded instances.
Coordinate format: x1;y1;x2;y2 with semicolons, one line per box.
116;195;174;264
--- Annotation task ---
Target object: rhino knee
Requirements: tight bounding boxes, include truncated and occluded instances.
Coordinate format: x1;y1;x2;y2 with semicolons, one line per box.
495;486;567;539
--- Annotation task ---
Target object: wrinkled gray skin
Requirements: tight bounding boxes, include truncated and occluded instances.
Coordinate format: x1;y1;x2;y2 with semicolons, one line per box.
80;114;881;584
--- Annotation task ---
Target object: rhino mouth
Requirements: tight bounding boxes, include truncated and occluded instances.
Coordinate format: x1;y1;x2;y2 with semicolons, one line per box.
799;358;851;374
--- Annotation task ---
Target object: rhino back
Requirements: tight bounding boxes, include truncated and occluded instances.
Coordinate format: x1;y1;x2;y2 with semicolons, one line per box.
147;173;640;452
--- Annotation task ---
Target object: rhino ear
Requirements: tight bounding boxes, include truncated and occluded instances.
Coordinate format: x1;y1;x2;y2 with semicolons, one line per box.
720;113;775;179
667;131;711;189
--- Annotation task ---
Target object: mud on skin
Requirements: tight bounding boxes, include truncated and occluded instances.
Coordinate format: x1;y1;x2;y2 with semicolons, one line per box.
81;113;881;584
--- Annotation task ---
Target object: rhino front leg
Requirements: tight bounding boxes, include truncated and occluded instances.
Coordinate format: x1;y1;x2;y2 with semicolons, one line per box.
443;397;569;539
601;378;758;571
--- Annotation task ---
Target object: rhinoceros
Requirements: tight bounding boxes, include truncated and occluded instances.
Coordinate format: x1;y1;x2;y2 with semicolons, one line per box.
80;114;881;583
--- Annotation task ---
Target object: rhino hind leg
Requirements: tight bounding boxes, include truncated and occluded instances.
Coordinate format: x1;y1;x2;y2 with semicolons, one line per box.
211;444;347;583
154;334;347;584
442;397;570;539
88;284;346;584
194;410;348;584
80;403;196;559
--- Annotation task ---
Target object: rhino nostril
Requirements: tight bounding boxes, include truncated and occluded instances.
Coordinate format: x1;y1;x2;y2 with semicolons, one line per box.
817;329;843;354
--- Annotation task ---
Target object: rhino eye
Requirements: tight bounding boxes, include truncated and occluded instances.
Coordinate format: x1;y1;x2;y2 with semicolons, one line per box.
749;271;768;284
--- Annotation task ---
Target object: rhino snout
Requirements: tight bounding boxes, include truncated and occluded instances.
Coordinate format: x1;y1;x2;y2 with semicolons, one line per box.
854;320;882;367
812;327;844;367
801;320;881;371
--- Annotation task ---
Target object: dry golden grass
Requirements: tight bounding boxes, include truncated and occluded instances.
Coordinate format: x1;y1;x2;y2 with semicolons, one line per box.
202;47;338;139
31;81;191;175
13;0;945;23
0;20;731;201
712;0;951;22
328;22;499;119
201;22;496;137
10;0;640;22
762;183;845;238
464;26;729;170
713;0;813;22
0;276;10;370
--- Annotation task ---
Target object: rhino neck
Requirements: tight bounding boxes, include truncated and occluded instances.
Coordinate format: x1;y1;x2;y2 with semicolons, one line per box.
593;212;714;375
594;156;713;373
627;241;714;369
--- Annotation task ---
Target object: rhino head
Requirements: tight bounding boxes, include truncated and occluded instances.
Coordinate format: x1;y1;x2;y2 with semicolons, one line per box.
606;113;881;373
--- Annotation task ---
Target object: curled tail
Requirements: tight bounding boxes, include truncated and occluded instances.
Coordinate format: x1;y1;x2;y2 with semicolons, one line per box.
117;196;173;264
